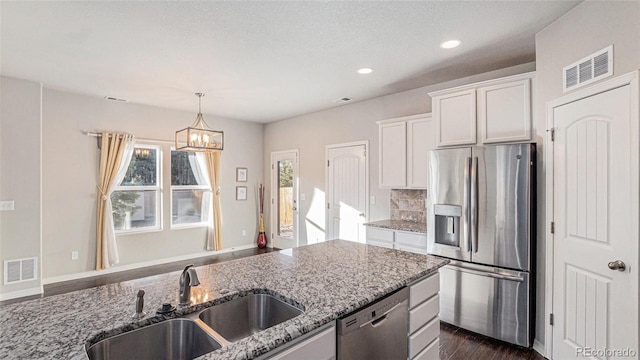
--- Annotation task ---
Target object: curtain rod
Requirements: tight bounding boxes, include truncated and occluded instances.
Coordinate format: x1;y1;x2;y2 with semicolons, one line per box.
83;131;175;145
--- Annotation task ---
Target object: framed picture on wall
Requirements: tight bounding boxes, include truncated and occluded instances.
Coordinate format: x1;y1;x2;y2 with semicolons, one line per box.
236;186;247;200
236;167;248;182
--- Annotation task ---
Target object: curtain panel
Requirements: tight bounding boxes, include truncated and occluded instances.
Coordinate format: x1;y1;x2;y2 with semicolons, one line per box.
96;132;135;270
202;151;223;251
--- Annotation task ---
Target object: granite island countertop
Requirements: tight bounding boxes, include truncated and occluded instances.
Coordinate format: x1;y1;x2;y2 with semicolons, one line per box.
0;240;448;360
364;219;427;233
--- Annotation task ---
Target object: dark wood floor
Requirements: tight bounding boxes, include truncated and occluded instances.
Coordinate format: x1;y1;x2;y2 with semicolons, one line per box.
2;247;546;360
440;322;545;360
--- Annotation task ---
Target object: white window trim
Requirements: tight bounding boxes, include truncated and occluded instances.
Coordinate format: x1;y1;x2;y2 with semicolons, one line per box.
169;149;212;230
113;144;163;235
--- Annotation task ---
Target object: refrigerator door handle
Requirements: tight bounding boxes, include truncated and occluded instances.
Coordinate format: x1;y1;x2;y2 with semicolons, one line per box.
471;156;479;253
448;266;526;283
464;157;472;252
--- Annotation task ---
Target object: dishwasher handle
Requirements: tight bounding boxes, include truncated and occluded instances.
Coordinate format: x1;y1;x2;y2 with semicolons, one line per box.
359;301;404;328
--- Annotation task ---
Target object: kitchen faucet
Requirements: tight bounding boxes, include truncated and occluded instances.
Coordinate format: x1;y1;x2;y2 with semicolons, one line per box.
179;264;200;305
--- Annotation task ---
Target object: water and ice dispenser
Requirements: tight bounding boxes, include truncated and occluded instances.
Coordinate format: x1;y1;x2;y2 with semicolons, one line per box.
432;204;462;248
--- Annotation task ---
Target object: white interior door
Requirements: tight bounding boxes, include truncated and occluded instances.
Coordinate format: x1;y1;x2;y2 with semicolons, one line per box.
326;142;368;243
551;78;638;359
270;150;298;249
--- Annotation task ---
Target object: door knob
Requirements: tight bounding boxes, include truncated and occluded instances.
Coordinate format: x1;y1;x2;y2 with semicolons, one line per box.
359;213;365;217
608;260;626;271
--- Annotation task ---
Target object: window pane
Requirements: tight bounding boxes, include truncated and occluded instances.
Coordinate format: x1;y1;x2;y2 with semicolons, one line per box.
121;148;157;186
171;151;198;186
111;190;158;230
172;189;208;225
277;160;293;237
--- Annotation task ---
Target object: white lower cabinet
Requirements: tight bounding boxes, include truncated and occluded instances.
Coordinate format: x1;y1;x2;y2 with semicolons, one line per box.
365;227;427;254
408;272;440;360
264;322;336;360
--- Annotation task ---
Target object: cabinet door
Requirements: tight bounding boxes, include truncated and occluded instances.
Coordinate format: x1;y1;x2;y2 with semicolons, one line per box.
379;121;407;188
478;78;531;143
407;116;433;189
267;325;336;360
433;89;476;147
366;226;395;249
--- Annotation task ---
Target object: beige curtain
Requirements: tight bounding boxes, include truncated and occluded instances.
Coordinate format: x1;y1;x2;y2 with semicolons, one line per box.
96;132;135;270
203;151;222;250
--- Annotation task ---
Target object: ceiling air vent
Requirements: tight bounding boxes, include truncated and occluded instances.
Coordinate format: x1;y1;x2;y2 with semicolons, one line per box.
563;45;613;92
4;257;38;285
104;96;128;102
334;97;354;104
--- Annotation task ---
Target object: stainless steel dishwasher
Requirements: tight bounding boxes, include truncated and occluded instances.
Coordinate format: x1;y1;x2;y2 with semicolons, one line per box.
337;287;409;360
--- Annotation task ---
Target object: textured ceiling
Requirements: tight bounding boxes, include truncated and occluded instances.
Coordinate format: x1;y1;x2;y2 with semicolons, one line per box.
1;1;580;123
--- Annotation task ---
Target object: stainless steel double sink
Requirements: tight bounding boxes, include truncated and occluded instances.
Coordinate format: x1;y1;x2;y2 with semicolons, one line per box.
87;293;304;360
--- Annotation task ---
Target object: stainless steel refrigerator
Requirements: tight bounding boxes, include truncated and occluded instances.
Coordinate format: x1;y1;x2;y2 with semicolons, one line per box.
427;143;535;347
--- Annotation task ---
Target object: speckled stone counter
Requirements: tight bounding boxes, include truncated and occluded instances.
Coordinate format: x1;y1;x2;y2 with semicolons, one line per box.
0;240;448;360
364;219;427;233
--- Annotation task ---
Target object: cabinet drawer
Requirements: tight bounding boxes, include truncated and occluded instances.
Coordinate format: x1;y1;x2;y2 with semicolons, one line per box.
396;243;427;255
410;273;439;308
366;227;394;242
268;325;336;360
409;294;439;333
368;240;393;249
413;338;439;360
396;231;427;247
409;316;440;358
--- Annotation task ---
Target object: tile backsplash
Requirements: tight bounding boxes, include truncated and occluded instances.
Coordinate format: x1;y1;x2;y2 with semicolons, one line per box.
390;189;427;223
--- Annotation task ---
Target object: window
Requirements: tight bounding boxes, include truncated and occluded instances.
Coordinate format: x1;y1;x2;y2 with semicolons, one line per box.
111;145;161;233
171;150;210;227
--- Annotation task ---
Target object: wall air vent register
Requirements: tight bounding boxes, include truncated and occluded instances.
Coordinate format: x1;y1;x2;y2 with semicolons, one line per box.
563;45;613;92
4;257;38;285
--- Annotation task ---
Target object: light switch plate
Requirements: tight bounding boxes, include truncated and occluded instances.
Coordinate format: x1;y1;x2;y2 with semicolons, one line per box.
370;196;376;205
0;201;14;211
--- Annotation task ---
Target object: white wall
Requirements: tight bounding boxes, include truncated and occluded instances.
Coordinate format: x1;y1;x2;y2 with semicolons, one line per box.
262;62;535;246
534;0;640;352
0;76;43;297
36;88;263;279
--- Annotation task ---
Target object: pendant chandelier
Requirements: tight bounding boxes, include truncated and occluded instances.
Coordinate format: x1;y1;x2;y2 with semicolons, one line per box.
175;93;224;152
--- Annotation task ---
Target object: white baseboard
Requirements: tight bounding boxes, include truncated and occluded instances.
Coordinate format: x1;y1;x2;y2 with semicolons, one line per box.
0;286;43;301
43;244;256;285
533;339;546;359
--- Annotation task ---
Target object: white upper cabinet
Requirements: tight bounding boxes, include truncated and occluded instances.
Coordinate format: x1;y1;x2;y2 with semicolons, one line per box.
407;118;432;188
433;89;476;146
378;113;433;189
379;121;407;188
478;78;531;143
430;72;535;147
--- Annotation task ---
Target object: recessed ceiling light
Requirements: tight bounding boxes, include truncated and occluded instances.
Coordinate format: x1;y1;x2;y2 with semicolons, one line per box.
357;68;373;75
440;40;461;49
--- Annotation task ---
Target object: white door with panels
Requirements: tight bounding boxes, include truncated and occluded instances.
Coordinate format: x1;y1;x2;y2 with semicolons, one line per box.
326;142;368;243
549;72;639;359
271;150;299;249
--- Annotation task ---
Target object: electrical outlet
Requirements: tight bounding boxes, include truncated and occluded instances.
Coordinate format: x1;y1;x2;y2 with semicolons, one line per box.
0;201;14;211
71;251;79;260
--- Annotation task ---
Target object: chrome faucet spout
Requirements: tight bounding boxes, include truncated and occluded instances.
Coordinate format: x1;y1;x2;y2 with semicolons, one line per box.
179;265;200;305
